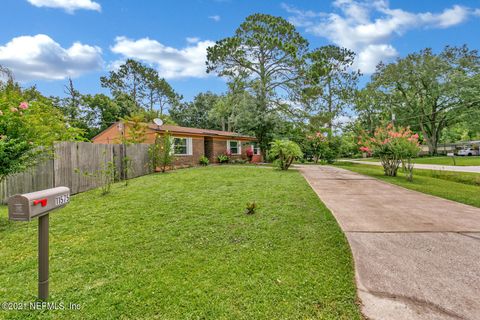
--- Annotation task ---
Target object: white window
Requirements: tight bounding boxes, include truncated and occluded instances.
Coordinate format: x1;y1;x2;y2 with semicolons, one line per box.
173;137;192;155
252;142;261;155
227;140;241;155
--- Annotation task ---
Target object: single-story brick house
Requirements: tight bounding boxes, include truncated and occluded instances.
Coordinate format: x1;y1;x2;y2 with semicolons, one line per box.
91;121;262;166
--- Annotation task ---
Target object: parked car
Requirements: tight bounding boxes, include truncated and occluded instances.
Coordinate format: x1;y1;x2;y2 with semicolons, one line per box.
457;147;479;156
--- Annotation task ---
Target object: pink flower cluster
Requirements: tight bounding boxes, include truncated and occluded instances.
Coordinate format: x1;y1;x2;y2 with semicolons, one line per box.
358;124;420;155
19;102;29;110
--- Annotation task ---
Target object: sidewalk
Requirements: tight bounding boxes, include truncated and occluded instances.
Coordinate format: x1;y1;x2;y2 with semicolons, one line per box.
298;165;480;320
342;159;480;173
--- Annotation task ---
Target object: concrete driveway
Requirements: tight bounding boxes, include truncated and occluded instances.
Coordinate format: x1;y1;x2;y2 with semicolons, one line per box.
298;165;480;320
343;159;480;174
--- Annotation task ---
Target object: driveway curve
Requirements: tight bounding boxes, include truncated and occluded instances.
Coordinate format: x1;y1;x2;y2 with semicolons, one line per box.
298;165;480;320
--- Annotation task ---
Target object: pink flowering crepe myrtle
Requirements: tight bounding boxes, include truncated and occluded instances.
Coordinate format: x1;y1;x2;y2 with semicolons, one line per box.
358;124;421;179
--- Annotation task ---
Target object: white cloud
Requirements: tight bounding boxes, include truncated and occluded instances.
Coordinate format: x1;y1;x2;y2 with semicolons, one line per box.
475;8;480;16
284;0;479;73
208;15;221;22
357;44;398;73
27;0;101;13
0;34;103;81
111;36;215;79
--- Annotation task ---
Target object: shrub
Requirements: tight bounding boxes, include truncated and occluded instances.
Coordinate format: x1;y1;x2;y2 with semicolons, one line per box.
359;124;420;180
150;132;175;172
199;156;209;166
217;154;229;164
305;131;341;164
269;140;303;170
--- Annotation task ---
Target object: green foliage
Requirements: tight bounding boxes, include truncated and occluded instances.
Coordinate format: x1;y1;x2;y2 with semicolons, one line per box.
217;154;230;164
199;155;209;166
121;113;147;144
231;159;247;164
148;132;175;173
359;124;421;180
156;132;175;172
100;59;181;115
303;45;360;132
169;92;221;129
370;46;480;155
269;140;303;170
206;14;309;154
305;131;341;164
0;77;82;181
148;141;160;172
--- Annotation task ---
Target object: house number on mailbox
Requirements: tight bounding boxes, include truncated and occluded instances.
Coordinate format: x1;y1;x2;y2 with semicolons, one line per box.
55;194;70;206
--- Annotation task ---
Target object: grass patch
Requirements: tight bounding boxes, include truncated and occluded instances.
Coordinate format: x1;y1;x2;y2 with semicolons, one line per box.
0;166;360;320
335;162;480;208
356;156;480;166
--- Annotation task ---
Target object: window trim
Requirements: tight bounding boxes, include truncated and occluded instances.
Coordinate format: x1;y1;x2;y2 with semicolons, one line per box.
251;142;261;155
173;137;192;156
227;140;241;155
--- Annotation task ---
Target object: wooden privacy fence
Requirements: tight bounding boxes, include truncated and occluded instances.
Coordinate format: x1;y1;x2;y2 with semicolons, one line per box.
0;142;152;203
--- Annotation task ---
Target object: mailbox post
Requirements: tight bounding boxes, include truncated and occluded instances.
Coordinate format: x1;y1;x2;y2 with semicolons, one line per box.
8;187;70;300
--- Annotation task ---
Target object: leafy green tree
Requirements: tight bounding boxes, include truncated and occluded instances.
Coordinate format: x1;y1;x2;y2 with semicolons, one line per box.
372;46;480;155
101;59;181;118
121;113;147;144
207;14;309;156
269;139;303;170
144;68;182;116
303;46;360;133
353;84;390;136
101;59;148;109
0;73;82;181
209;89;257;133
170;92;221;129
81;94;122;139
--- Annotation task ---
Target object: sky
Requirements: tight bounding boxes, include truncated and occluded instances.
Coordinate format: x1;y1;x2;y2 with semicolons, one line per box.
1;0;479;102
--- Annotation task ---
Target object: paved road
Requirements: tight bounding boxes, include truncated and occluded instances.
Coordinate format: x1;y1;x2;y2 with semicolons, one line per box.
343;159;480;173
298;165;480;320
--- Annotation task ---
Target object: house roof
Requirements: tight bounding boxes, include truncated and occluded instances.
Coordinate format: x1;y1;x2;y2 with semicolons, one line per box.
147;123;256;140
91;121;257;143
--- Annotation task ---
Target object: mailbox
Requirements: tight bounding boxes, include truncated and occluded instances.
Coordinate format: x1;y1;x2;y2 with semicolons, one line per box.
7;186;70;301
8;187;70;221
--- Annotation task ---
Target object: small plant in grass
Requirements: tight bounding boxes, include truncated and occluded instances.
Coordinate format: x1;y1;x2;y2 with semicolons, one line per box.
269;139;303;170
199;156;209;166
359;124;420;180
245;202;257;215
217;154;229;164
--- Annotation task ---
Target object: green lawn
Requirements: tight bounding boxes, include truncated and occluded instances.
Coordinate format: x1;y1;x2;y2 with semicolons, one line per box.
0;166;360;320
335;162;480;208
356;156;480;166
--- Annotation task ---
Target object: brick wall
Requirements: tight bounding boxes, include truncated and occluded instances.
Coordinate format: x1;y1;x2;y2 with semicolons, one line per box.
209;139;250;163
172;137;204;167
